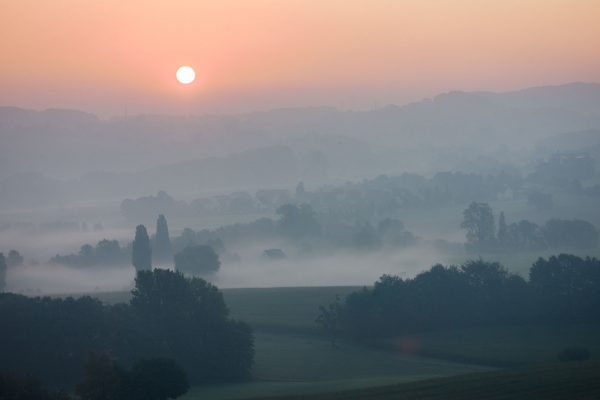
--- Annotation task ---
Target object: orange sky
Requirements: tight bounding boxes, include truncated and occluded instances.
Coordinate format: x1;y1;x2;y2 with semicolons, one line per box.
1;0;599;115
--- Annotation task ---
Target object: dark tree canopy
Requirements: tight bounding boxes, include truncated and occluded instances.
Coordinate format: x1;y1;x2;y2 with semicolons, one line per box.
154;214;172;264
174;245;220;276
315;295;343;347
76;354;189;400
328;255;600;340
0;270;253;386
497;212;508;249
132;225;152;271
276;203;321;240
7;250;23;267
131;269;228;322
130;270;253;382
51;240;129;267
543;219;598;249
0;371;69;400
76;353;125;400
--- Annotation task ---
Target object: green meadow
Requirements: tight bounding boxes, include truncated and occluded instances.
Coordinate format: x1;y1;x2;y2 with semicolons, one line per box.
88;285;600;400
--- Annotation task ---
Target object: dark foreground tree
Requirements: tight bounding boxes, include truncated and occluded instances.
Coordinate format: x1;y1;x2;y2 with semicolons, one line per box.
174;245;220;276
315;295;343;347
543;219;598;249
132;225;152;271
154;214;172;264
0;371;69;400
0;271;253;386
330;255;599;340
76;353;125;400
131;269;253;381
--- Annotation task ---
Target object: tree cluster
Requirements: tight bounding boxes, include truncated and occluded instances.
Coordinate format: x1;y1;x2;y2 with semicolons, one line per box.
0;269;253;388
462;202;598;253
174;245;220;276
51;240;129;267
76;353;189;400
320;255;600;340
0;371;69;400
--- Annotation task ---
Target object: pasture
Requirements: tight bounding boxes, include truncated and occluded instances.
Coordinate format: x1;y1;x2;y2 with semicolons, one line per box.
88;285;600;399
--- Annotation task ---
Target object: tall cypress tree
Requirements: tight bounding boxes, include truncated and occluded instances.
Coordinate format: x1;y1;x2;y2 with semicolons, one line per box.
132;225;152;271
154;214;172;263
497;211;508;250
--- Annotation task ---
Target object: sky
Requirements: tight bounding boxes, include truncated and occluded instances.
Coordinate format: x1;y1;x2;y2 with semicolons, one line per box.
1;0;599;116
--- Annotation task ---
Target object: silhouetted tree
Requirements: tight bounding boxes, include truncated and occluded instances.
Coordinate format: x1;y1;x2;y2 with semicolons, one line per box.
0;253;6;292
131;269;253;381
329;256;600;340
529;254;600;323
461;202;496;252
76;353;126;400
132;225;152;271
277;204;321;240
497;212;508;250
7;250;23;267
543;219;598;249
295;182;306;198
316;295;343;347
0;271;254;385
0;371;69;400
76;354;189;400
378;218;416;247
154;214;172;264
509;220;547;251
51;240;129;268
174;245;220;276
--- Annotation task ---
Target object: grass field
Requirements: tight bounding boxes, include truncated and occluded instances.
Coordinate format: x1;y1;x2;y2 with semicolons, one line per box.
223;286;360;333
87;285;600;399
181;332;487;400
241;361;600;400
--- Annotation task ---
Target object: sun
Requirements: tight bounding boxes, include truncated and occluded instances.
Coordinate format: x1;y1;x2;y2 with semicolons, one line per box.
176;66;195;84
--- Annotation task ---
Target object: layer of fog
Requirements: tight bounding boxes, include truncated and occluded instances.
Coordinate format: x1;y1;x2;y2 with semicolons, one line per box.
5;243;453;295
213;243;451;288
7;264;135;295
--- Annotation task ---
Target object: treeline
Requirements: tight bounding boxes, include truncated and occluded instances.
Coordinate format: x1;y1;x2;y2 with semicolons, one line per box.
120;170;520;221
319;255;600;341
462;202;598;253
51;204;417;270
50;239;130;267
174;204;416;253
0;269;253;387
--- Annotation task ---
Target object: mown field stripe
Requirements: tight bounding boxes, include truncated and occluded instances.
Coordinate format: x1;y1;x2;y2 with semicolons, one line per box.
244;361;600;400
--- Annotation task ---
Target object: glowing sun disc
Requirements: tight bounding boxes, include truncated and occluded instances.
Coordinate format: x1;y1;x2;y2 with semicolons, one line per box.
176;66;195;84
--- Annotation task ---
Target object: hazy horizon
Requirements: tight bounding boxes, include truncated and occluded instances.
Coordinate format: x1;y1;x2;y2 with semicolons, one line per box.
3;0;600;116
